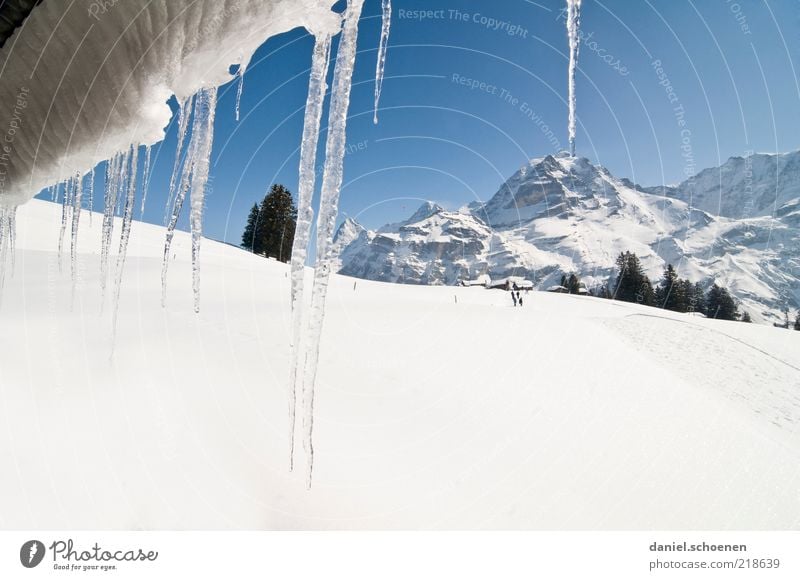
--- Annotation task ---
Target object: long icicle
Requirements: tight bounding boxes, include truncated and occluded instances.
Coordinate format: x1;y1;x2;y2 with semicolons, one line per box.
300;0;365;488
58;175;74;272
162;100;199;307
0;206;13;305
70;171;83;308
566;0;582;157
189;87;218;313
288;32;333;471
111;145;139;344
101;150;127;309
373;0;391;124
164;95;194;226
7;206;16;279
235;67;245;122
139;145;152;217
88;167;95;226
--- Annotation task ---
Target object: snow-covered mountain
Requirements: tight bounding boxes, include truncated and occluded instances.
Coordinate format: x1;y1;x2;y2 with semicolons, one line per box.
335;150;800;323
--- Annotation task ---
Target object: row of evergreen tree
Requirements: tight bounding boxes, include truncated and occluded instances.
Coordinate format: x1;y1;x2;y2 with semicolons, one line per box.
589;251;746;321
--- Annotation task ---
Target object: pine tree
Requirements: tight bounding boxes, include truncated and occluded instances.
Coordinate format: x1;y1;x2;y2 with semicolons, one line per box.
240;203;260;251
566;273;581;294
251;184;298;262
612;252;653;305
795;312;800;331
741;311;752;323
706;283;739;321
691;282;706;315
656;264;686;312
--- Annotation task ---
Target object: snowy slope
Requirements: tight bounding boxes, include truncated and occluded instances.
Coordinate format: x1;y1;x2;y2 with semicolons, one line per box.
1;199;799;529
337;151;800;323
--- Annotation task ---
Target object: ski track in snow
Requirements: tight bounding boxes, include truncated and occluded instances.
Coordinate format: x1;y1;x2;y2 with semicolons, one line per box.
603;314;800;434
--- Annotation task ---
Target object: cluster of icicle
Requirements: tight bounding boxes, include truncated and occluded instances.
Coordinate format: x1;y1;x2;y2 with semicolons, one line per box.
6;84;216;335
161;87;218;314
0;0;389;488
566;0;582;157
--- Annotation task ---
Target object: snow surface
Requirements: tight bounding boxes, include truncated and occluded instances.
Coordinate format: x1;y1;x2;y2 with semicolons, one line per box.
1;199;799;529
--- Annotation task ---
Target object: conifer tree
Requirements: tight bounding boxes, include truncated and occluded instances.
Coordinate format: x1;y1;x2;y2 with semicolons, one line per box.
240;203;260;252
656;264;686;311
691;282;706;315
706;283;739;320
795;312;800;331
243;184;298;262
612;252;653;305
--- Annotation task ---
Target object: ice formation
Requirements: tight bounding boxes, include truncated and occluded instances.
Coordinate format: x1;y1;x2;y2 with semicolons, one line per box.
288;33;333;470
112;146;139;337
0;206;16;302
299;0;366;487
0;0;380;486
373;0;392;124
139;146;152;217
235;68;246;122
566;0;582;157
189;89;218;313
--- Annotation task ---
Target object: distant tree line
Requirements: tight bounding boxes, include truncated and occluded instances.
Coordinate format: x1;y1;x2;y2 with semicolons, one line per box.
583;251;751;322
241;184;297;262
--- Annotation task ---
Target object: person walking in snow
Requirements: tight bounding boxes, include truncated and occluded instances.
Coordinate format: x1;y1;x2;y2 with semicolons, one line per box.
511;290;518;307
517;291;523;307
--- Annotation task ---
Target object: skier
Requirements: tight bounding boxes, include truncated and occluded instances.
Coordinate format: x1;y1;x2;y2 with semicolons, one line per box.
517;291;523;307
511;291;518;307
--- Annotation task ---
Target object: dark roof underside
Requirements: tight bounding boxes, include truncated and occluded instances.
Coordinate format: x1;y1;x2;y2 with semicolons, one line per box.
0;0;44;49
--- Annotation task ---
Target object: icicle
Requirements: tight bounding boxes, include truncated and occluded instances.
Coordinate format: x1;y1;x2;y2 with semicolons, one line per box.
164;95;194;225
234;67;245;122
7;207;15;278
88;167;95;227
189;87;218;313
0;207;12;302
373;0;392;124
162;106;198;307
101;150;128;306
58;175;74;271
566;0;582;157
139;145;152;217
0;210;7;303
111;145;139;342
70;172;83;307
300;0;365;488
287;32;333;471
161;87;217;312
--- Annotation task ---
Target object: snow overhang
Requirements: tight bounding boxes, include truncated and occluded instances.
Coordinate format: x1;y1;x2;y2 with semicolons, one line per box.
0;0;341;207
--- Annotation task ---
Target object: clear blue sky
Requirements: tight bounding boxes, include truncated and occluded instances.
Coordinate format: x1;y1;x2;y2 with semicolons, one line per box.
40;0;800;243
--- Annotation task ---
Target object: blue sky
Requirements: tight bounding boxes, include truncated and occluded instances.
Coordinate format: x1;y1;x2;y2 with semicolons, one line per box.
41;0;800;243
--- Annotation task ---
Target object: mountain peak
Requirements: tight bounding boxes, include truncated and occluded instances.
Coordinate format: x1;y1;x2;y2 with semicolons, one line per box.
406;201;444;224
